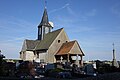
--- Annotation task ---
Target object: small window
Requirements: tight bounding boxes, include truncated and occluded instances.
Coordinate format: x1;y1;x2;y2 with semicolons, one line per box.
66;41;68;43
58;40;60;43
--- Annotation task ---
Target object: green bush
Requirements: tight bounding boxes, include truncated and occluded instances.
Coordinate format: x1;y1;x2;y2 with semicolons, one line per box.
50;68;63;73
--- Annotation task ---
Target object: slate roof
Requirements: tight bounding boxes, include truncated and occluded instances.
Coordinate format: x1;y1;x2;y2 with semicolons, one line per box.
56;40;84;56
24;28;63;51
25;40;40;51
35;28;63;50
38;8;52;27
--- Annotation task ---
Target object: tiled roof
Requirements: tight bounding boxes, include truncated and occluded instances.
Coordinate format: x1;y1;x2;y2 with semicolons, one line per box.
56;40;84;56
56;41;76;55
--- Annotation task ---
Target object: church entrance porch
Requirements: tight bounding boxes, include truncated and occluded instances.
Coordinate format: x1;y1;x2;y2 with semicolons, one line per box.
55;54;83;67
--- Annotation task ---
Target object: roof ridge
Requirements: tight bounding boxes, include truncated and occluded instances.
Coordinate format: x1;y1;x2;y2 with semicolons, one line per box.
69;40;84;56
75;40;85;56
25;39;39;41
48;28;63;34
69;41;77;54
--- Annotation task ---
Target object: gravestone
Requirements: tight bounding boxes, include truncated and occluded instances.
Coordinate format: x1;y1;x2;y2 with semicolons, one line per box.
45;63;55;71
84;64;96;76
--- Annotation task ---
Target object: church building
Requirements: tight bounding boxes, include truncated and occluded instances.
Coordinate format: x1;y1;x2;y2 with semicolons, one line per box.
20;7;84;66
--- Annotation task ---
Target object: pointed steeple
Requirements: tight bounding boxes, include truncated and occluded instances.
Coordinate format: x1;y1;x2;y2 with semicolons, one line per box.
37;2;53;40
112;43;115;60
38;8;52;27
112;43;119;68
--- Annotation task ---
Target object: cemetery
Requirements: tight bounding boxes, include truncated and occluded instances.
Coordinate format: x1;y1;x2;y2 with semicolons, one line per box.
0;54;120;80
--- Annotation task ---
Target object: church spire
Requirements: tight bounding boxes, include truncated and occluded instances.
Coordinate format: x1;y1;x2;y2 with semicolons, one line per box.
38;0;51;28
38;8;51;27
37;0;53;40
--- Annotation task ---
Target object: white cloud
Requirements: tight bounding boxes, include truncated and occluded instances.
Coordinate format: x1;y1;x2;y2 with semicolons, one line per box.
62;3;70;9
49;3;70;14
66;5;76;16
49;3;77;18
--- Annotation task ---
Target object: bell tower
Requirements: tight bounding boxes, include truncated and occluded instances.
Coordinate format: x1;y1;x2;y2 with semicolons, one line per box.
38;4;53;40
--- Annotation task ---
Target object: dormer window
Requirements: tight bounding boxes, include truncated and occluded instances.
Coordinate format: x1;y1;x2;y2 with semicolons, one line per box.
58;40;60;43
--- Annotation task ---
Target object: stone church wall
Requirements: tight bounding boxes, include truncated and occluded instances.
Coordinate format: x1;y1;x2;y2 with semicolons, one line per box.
48;29;69;63
25;51;34;61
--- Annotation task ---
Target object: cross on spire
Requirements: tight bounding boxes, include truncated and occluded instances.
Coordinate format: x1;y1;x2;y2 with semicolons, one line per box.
44;0;47;8
113;43;115;50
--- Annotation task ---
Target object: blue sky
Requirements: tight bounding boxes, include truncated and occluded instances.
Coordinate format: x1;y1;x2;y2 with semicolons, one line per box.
0;0;120;61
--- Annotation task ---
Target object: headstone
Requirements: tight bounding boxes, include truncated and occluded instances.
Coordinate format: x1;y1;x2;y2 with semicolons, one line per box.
84;64;95;76
75;54;80;67
60;56;63;63
45;63;55;71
